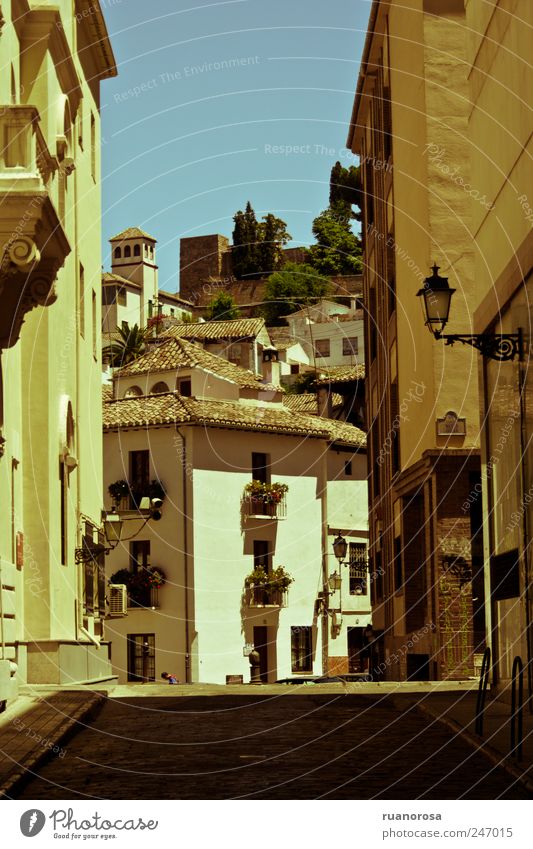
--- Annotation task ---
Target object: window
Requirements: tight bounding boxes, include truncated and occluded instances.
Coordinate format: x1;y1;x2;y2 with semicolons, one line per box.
79;264;85;337
114;247;122;260
344;459;352;476
134;244;141;257
59;460;67;565
253;540;270;571
291;626;312;673
252;452;270;484
314;338;330;358
130;450;150;501
343;337;358;356
124;385;142;398
127;634;155;682
390;381;399;473
117;287;127;307
290;364;299;375
178;378;192;397
349;543;367;595
124;245;131;258
130;540;150;572
78;100;84;148
92;290;97;359
151;381;169;394
90;113;96;180
149;245;154;258
394;536;403;591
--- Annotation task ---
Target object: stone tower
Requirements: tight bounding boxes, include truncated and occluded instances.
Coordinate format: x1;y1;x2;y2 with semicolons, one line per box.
110;226;158;326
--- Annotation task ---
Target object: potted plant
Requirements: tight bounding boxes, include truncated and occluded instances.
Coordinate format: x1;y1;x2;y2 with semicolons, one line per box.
244;481;288;515
244;565;293;605
108;480;130;506
148;479;166;502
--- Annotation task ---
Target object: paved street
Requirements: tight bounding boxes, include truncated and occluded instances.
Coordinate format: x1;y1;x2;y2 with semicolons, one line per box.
15;692;532;800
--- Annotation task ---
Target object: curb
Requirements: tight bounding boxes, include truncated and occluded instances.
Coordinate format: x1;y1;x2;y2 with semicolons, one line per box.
0;693;106;799
414;702;533;797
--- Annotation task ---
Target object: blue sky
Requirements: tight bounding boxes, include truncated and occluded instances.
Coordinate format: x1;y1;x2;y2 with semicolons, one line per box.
101;0;369;292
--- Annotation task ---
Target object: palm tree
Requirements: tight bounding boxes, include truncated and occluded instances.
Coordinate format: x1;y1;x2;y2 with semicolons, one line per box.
103;323;146;368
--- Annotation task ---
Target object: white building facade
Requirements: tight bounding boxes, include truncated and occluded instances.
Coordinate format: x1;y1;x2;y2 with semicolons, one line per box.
103;340;369;684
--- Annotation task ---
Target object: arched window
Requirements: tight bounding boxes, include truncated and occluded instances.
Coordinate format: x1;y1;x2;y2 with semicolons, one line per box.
149;245;154;258
10;67;17;105
114;247;121;259
124;245;131;258
151;381;169;395
134;244;141;257
124;385;142;398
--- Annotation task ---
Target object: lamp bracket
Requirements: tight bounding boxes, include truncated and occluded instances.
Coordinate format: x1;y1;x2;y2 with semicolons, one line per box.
436;331;523;362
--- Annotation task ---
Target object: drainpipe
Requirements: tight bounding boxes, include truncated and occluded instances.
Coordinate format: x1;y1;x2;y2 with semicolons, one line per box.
79;625;100;648
518;333;532;711
176;426;191;683
321;442;329;675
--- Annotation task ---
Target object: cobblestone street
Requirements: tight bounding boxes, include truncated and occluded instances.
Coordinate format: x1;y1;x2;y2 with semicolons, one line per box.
15;693;532;800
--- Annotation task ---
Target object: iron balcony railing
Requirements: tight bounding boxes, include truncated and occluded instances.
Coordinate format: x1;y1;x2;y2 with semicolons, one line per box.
245;585;288;608
242;492;287;520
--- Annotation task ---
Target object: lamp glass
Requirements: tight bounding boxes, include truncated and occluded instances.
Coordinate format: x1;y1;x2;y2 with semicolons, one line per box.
416;264;456;336
328;571;342;591
332;534;347;563
103;513;123;545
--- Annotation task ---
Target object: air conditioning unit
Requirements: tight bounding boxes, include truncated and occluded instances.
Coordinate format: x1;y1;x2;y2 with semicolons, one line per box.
108;584;128;616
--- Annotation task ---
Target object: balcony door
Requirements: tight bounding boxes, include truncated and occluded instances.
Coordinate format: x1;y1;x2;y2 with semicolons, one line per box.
127;633;155;682
253;626;269;683
129;450;149;507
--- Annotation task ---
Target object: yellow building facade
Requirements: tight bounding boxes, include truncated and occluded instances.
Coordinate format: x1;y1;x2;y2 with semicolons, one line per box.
0;0;116;704
348;0;484;680
466;0;533;691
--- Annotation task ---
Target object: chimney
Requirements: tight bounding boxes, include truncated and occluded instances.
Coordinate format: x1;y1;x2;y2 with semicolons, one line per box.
261;346;280;386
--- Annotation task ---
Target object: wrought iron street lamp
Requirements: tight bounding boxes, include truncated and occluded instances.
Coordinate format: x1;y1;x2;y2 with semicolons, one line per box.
332;534;348;564
75;502;161;565
417;264;522;361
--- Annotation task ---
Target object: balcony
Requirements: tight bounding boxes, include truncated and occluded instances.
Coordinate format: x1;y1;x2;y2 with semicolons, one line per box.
245;585;288;608
242;482;288;520
0;105;70;349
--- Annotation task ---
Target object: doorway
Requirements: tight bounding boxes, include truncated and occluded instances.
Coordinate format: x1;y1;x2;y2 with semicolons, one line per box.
347;627;366;672
253;626;269;683
127;633;155;682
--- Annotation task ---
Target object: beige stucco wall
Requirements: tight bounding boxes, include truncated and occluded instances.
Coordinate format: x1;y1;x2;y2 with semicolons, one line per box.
0;1;115;699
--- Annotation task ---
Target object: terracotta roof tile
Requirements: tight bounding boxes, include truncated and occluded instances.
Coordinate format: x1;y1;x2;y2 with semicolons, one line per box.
103;391;366;447
110;226;156;242
315;364;366;385
161;318;267;340
284;393;343;414
114;337;279;391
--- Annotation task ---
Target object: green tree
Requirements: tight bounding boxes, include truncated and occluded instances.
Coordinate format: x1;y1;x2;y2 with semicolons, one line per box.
257;214;292;274
232;201;260;279
329;161;362;220
261;262;330;325
206;291;241;321
307;202;362;276
103;323;146;368
232;203;291;278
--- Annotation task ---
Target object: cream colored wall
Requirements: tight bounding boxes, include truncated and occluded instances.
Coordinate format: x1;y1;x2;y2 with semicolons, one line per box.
326;451;368;533
103;426;187;683
191;429;326;683
0;1;112;695
388;1;480;465
466;0;532;300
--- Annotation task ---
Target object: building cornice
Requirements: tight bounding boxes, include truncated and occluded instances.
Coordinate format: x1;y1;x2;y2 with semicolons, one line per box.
75;0;117;79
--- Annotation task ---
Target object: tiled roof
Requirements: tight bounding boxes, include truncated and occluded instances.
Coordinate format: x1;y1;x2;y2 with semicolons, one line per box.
102;272;141;289
315;364;366;385
103;391;366;447
110;226;156;242
161;318;267;341
284;393;343;414
158;290;194;307
102;384;113;402
114;337;279;391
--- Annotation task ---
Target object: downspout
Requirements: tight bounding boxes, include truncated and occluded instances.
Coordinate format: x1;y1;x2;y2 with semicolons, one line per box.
176;425;191;683
518;330;532;710
321;441;329;675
